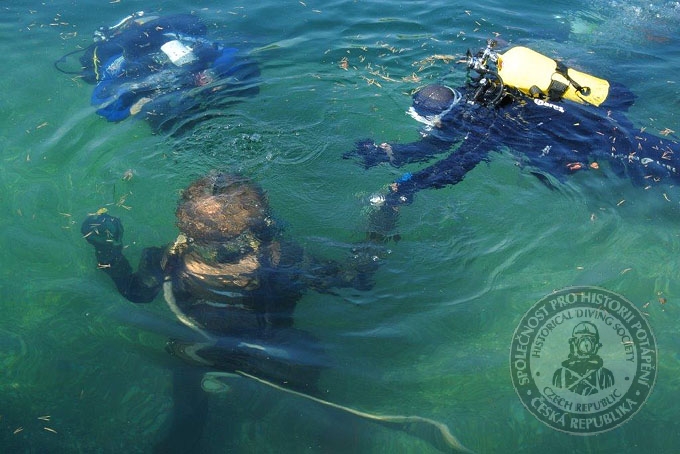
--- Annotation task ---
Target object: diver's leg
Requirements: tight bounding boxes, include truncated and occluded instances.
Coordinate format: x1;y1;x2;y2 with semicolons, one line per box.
186;330;325;395
154;365;209;454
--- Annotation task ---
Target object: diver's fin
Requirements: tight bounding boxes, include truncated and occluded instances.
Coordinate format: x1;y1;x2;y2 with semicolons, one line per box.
235;370;473;453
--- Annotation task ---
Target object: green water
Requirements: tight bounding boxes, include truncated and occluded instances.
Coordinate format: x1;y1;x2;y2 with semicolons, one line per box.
1;0;680;452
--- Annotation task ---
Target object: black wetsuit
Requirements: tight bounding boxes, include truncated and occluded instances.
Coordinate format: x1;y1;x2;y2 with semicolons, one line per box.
347;82;680;212
82;211;376;388
82;194;376;453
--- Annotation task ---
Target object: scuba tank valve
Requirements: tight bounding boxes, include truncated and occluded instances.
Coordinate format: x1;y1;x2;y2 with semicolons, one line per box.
465;39;505;107
93;11;145;42
465;39;500;73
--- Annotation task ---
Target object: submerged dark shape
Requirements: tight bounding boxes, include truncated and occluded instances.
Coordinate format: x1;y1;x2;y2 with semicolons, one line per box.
58;12;260;132
344;40;680;240
81;172;379;451
81;173;377;384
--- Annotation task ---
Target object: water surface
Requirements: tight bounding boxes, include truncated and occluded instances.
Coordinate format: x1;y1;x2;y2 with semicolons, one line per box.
1;0;679;452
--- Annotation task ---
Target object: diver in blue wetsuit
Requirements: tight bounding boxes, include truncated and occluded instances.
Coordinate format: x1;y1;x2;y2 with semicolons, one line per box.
345;40;680;240
81;172;377;452
59;12;260;131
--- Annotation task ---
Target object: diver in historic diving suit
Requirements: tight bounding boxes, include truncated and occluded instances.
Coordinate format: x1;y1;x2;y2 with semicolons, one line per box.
344;40;680;240
81;172;378;451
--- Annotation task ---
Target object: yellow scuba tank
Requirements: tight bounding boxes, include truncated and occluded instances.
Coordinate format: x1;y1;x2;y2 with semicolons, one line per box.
497;46;610;106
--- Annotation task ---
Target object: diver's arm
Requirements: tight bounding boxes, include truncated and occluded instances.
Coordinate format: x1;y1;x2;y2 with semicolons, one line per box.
387;145;491;205
272;241;378;294
81;212;164;303
345;135;454;169
304;250;379;292
360;142;491;242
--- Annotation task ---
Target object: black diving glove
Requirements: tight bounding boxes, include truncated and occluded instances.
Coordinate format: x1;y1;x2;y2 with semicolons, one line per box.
343;139;392;169
81;211;124;263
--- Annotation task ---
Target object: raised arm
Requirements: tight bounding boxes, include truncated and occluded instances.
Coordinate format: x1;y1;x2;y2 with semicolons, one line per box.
364;142;492;242
81;212;164;303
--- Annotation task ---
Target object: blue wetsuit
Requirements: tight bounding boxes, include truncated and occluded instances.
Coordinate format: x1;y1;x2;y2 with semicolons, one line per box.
78;14;260;130
346;77;680;237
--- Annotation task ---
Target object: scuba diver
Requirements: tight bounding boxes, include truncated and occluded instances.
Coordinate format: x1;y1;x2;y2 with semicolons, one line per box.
56;12;260;131
81;172;378;452
344;40;680;240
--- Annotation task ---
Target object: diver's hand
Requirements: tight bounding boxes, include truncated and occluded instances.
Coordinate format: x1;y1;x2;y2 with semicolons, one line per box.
81;211;123;250
343;139;392;169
